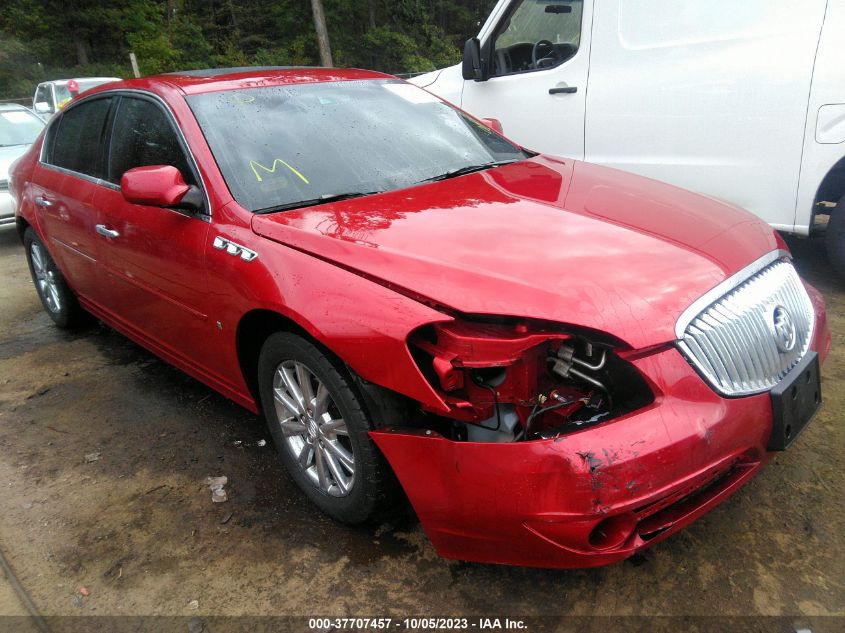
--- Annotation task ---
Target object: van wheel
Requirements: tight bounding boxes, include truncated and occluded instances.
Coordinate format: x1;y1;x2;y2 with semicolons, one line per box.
826;194;845;277
23;228;87;328
257;332;391;524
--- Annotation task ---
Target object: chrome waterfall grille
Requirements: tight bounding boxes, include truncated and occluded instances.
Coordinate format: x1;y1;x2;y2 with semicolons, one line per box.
677;259;815;396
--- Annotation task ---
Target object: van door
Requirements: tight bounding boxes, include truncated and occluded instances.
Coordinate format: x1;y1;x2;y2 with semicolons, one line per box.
585;0;827;232
461;0;591;159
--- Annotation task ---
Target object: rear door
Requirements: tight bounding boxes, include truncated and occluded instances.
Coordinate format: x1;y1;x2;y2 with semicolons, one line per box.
33;95;114;303
461;0;591;159
92;94;212;365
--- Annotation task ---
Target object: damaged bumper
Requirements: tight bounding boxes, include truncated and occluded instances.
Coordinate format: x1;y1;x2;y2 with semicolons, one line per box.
371;308;830;568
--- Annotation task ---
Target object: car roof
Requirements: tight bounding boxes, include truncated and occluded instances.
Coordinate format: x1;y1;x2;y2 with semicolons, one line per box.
88;67;396;96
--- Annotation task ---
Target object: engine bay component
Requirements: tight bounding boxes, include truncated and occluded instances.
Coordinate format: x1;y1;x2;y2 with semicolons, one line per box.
408;320;653;442
465;404;520;442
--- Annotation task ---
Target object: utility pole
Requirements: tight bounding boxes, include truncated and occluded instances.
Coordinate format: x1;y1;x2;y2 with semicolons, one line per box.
309;0;333;67
129;52;141;78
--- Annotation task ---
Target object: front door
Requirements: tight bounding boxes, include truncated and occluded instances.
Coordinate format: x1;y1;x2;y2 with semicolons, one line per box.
461;0;591;159
93;94;212;368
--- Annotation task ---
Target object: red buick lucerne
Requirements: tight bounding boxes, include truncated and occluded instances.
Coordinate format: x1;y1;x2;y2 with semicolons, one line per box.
9;67;831;568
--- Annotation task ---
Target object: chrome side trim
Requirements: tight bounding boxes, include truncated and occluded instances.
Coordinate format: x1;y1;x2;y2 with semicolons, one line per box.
213;236;258;262
674;249;791;340
51;236;96;263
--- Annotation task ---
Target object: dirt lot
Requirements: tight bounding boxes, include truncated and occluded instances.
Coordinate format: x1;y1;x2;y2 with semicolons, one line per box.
0;226;843;631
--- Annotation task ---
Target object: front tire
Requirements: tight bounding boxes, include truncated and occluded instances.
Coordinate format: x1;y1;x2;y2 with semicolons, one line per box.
23;228;86;328
258;332;391;524
825;194;845;276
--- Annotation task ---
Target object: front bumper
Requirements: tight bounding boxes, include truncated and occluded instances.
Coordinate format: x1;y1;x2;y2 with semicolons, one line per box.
371;288;830;569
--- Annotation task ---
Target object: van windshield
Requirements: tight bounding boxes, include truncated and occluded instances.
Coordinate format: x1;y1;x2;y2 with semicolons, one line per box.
186;79;528;213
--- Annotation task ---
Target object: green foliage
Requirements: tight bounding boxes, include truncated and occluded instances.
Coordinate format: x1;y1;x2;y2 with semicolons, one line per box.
0;0;495;99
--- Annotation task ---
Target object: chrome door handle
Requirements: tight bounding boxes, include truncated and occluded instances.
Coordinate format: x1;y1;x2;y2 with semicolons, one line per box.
35;195;53;208
95;224;120;239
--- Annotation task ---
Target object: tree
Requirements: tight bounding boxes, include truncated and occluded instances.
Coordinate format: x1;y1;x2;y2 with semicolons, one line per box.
309;0;333;67
0;0;488;98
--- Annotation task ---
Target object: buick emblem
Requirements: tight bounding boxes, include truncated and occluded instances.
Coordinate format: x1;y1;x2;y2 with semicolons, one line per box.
771;305;797;353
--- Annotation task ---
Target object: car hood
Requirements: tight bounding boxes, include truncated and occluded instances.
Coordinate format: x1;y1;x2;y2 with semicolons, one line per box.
251;157;780;349
0;144;30;178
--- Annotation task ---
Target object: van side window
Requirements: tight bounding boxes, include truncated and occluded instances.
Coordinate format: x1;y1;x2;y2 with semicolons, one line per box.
492;0;583;76
107;97;196;187
48;97;112;178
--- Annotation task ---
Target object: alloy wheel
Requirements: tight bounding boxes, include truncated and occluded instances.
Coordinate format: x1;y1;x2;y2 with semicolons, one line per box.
272;360;355;497
30;242;62;314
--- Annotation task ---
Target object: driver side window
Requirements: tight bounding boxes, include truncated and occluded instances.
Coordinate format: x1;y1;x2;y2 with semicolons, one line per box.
107;96;196;187
492;0;583;76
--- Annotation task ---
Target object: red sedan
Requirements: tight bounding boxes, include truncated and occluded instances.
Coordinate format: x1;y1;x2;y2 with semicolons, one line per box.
9;68;830;568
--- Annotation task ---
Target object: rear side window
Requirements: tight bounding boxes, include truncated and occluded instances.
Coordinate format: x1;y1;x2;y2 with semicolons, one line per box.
107;97;195;186
49;97;112;178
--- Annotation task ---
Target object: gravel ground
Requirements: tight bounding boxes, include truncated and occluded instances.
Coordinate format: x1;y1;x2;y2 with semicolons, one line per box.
0;226;842;632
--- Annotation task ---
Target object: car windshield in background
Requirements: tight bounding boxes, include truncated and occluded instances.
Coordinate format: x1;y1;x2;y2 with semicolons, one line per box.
186;79;528;212
0;109;44;147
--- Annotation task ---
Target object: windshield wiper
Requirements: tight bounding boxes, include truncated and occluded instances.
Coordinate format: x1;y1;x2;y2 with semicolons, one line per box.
417;159;520;184
255;191;380;214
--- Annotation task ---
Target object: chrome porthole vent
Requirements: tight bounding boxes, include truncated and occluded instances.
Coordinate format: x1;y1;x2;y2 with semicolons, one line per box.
677;256;815;397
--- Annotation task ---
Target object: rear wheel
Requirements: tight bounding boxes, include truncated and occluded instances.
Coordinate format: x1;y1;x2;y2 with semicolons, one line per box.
258;332;391;524
23;228;86;328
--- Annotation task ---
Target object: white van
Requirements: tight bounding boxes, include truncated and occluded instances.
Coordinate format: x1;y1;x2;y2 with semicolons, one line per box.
32;77;121;119
411;0;845;271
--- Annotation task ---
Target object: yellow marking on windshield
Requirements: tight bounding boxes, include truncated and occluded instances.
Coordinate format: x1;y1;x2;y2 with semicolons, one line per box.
250;159;310;184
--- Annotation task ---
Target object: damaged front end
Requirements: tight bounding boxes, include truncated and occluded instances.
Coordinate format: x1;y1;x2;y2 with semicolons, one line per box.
403;319;654;443
368;318;781;568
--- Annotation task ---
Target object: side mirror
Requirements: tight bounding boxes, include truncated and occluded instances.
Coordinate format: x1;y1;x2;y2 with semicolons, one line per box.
121;165;195;209
481;118;504;134
462;38;489;82
34;102;52;114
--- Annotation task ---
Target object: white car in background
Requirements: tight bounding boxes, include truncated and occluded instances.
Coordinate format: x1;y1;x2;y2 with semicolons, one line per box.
32;77;121;119
412;0;845;273
0;104;44;227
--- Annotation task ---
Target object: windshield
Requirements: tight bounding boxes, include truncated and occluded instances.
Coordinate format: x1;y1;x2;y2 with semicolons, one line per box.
186;79;528;212
0;109;44;147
